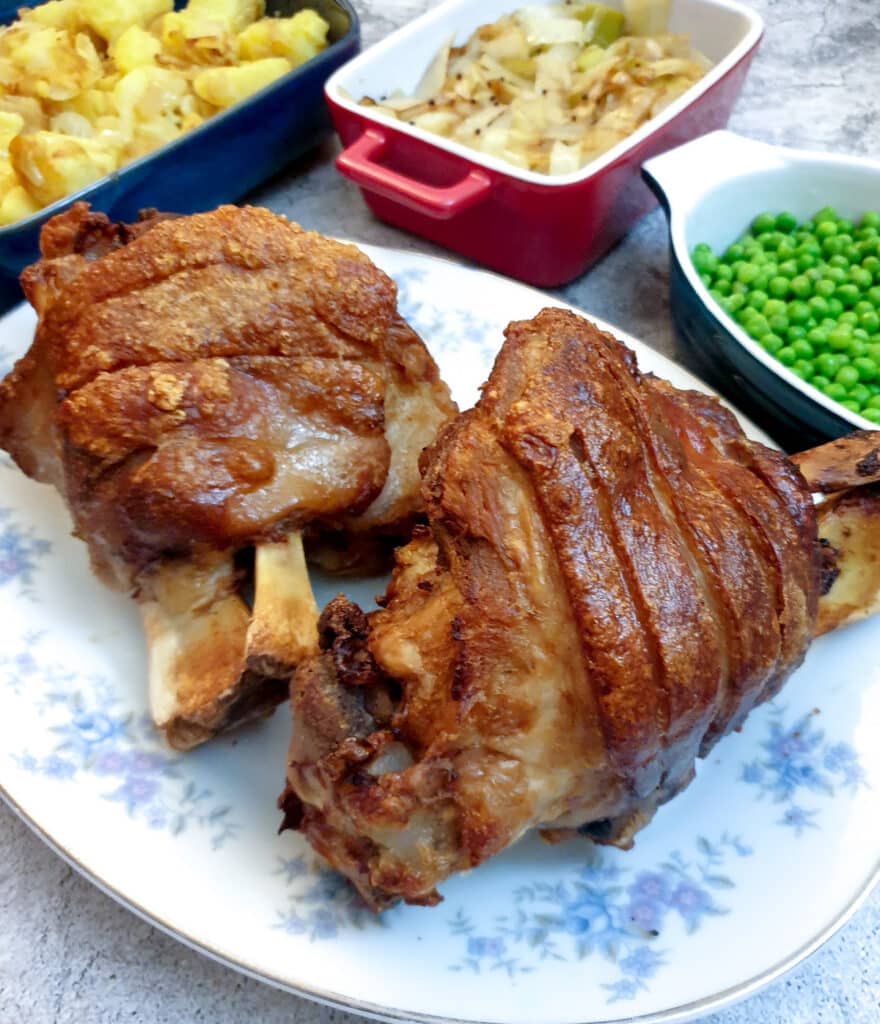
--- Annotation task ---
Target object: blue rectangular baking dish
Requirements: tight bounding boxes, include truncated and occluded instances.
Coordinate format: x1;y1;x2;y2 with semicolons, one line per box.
0;0;359;296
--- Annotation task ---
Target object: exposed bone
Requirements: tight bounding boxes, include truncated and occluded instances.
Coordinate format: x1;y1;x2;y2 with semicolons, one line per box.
141;552;252;750
245;532;319;676
140;546;301;752
816;484;880;636
792;430;880;493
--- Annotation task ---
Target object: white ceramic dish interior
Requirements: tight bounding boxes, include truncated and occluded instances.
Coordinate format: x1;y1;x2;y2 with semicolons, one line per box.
326;0;763;188
644;130;880;432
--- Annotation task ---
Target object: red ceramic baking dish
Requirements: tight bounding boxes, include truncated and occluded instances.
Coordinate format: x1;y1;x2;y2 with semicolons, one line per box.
326;0;763;286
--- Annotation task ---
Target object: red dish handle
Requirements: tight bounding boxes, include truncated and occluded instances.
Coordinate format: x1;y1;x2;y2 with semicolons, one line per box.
337;129;492;220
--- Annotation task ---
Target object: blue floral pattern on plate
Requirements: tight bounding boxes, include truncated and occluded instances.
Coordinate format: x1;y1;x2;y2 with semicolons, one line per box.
0;507;51;597
447;833;751;1002
395;266;498;367
741;706;867;835
3;633;240;848
273;854;383;940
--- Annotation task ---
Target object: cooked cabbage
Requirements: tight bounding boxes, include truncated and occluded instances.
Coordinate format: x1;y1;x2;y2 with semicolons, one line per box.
361;2;711;176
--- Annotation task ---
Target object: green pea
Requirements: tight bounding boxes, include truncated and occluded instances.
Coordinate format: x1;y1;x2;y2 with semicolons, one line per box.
725;293;746;313
816;352;841;378
812;375;832;391
850;267;873;290
791;339;815;359
862;256;880;275
848;383;872;405
829;254;850;270
824;382;849;401
836;364;861;387
851;357;878;382
760;231;784;250
815;279;836;299
747;289;770;310
725;243;746;263
855;301;875;317
840;400;862;414
807;296;830;318
823;236;847;257
761;333;784;354
789;275;812;298
715;264;734;282
769;314;790;334
797;253;818;272
788;300;812;325
797;239;822;257
860;212;880;230
837;285;861;308
867;343;880;363
775;211;798;233
751;212;776;234
828;297;845;317
792;360;814;381
816;220;838;238
863;408;880;424
828;326;853;350
807;326;829;347
715;279;732;296
848;338;868;359
853;328;870;342
814;206;838;224
779;259;800;277
868;394;880;409
700;273;713;288
866;286;880;306
861;311;880;335
839;310;859;325
737;263;761;284
768;276;790;298
846;245;862;264
837;217;855;234
749;314;771;338
776;344;797;365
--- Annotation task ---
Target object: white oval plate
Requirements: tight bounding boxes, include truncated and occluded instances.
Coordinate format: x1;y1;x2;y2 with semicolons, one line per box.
0;245;877;1024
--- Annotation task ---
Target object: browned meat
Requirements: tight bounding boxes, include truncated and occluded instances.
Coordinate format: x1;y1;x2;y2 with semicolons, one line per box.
0;202;456;748
281;308;880;911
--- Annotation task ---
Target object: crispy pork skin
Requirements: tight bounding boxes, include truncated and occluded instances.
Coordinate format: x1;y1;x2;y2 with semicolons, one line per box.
281;308;841;909
0;203;456;748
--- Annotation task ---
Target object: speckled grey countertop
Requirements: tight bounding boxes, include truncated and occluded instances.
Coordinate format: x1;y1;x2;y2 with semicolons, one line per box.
1;0;878;1021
